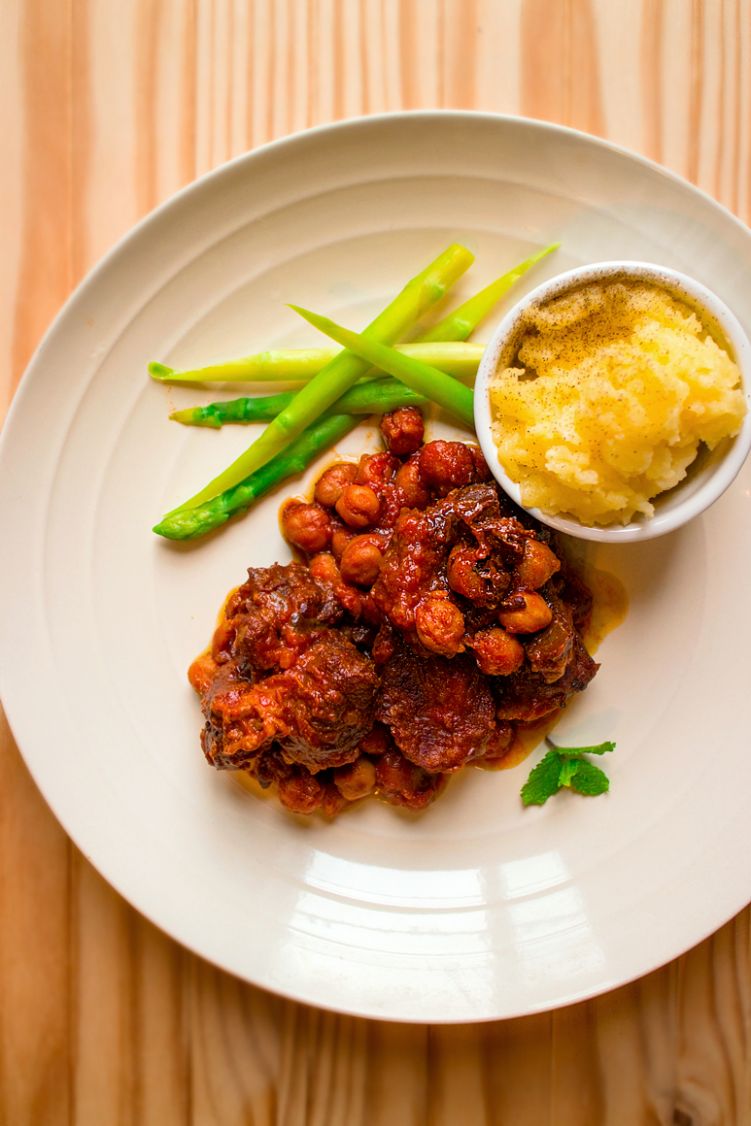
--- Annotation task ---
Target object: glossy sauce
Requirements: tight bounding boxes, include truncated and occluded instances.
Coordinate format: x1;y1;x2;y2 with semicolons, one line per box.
581;563;630;652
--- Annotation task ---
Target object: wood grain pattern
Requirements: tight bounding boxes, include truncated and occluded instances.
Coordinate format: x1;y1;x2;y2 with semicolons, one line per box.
2;1;750;1123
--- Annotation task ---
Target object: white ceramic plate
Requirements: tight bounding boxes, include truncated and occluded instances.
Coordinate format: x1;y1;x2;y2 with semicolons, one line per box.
2;112;750;1023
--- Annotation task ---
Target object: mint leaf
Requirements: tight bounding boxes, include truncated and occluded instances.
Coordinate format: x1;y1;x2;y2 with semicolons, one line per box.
522;737;616;807
558;758;581;788
520;750;563;806
567;759;610;796
546;737;615;757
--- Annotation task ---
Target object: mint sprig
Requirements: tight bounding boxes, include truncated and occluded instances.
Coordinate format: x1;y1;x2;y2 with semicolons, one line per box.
520;737;615;807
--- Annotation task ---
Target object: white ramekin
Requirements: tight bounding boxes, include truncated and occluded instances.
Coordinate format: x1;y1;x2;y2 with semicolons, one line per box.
473;261;751;542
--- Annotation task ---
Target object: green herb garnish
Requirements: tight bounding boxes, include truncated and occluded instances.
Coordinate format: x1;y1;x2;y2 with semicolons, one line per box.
520;737;615;807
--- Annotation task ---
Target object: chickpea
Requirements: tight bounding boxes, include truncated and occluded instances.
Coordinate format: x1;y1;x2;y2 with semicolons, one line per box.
308;551;364;618
447;545;487;601
515;539;561;590
281;500;332;554
335;484;381;528
469;628;525;676
334;757;377;800
415;596;465;656
339;535;384;586
418;440;476;496
314;461;357;507
355;451;399;490
308;551;341;586
331;524;355;562
380;407;425;456
321;786;348;817
374;749;443;810
374;748;416;794
499;591;553;634
277;770;324;814
394;456;430;508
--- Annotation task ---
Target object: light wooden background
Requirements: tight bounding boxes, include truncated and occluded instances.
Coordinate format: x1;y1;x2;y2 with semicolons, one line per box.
2;1;750;1123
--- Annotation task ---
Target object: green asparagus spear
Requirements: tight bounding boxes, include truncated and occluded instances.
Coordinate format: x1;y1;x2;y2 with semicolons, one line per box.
289;306;475;428
153;245;556;540
170;377;427;428
149;341;484;385
420;242;558;342
163;243;474;514
153;414;358;540
149;246;553;385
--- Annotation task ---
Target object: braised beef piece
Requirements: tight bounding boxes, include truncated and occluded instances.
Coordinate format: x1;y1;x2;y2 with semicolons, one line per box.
447;484;529;566
270;634;378;770
377;644;497;772
192;563;377;776
199;663;255;767
338;622;378;650
524;595;576;684
477;721;515;763
201;632;377;772
496;636;599;722
227;562;342;675
373;746;447;809
254;746;290;789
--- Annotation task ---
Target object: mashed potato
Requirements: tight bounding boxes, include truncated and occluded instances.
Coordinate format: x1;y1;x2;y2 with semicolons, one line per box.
489;279;747;525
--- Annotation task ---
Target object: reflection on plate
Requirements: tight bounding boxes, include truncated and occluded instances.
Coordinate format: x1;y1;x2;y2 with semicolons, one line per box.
1;112;750;1022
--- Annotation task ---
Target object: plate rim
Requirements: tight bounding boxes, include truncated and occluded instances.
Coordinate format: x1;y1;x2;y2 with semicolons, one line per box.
2;109;750;1024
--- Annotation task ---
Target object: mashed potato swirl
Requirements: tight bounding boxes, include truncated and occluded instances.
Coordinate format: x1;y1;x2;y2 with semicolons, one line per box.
489;279;747;525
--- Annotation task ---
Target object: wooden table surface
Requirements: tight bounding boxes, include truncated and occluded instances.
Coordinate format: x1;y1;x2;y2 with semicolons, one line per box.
2;1;750;1122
